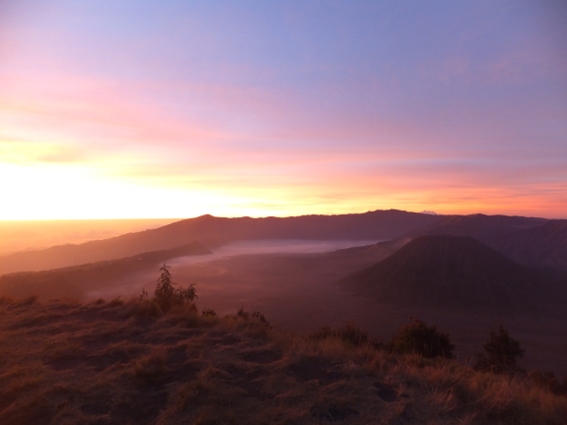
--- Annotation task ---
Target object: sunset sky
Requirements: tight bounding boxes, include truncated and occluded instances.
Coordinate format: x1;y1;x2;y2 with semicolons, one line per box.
1;1;566;220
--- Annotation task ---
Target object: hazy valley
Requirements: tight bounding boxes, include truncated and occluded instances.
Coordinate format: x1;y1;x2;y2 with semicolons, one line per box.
1;210;567;423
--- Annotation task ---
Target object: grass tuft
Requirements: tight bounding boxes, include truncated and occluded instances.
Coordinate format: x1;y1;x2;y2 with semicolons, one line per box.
132;346;167;385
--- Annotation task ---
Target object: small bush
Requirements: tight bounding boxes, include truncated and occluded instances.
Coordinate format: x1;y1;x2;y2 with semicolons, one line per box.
236;307;249;320
309;323;377;348
109;296;125;307
231;308;271;328
389;319;454;358
139;288;149;301
153;264;197;312
201;308;217;318
251;311;270;326
474;325;524;374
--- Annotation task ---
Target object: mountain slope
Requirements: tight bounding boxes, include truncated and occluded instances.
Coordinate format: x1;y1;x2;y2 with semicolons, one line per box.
498;220;567;268
0;242;211;300
0;210;441;274
340;235;556;313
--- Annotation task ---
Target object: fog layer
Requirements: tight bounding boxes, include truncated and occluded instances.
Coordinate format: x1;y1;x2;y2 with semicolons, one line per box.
169;239;379;266
84;239;379;300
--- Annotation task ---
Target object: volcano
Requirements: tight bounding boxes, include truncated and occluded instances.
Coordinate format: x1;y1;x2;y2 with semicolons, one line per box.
339;235;554;313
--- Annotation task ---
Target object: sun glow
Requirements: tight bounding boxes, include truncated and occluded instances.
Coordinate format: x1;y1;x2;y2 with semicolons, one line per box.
0;162;234;220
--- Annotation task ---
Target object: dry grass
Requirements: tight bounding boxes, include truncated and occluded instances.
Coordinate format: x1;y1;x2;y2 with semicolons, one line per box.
0;298;565;425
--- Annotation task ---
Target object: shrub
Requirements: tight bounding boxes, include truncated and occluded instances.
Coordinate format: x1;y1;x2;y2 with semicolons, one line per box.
309;323;375;348
236;307;249;320
232;308;271;327
474;325;525;374
201;308;217;318
389;319;454;358
153;264;197;312
251;311;270;326
109;296;125;307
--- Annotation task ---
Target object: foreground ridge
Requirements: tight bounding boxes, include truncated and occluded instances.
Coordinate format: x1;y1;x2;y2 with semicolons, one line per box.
0;297;565;425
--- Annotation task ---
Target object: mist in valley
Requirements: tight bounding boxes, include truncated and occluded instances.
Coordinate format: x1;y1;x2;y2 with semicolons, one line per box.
78;239;567;377
83;239;380;305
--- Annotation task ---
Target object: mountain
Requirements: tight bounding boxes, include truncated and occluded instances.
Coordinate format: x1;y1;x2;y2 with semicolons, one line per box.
498;220;567;268
339;235;559;314
407;214;546;247
0;210;441;274
0;242;211;300
408;214;567;268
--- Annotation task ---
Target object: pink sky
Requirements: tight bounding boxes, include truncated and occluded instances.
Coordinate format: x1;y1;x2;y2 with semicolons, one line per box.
1;1;566;219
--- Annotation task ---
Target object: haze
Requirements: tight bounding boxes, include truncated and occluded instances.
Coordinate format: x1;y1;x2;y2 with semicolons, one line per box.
84;238;379;300
0;219;179;256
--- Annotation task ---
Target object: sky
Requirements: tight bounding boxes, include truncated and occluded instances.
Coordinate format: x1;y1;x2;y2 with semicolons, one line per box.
1;0;566;220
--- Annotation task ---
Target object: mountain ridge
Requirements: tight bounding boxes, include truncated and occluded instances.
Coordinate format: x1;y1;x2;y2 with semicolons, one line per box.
0;210;440;274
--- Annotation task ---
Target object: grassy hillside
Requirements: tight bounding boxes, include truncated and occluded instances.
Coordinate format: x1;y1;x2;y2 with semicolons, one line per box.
0;296;565;425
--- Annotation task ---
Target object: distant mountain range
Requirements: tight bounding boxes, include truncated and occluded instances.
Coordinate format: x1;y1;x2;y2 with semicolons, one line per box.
339;235;565;314
1;210;567;275
0;210;438;274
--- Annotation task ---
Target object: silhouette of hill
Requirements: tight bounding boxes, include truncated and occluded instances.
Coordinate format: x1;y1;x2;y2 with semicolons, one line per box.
409;214;567;268
340;235;559;313
0;242;211;300
407;214;546;248
0;210;440;274
411;214;546;239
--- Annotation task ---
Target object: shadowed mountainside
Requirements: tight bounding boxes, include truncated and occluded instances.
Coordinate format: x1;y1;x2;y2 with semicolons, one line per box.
498;220;567;268
340;235;563;314
409;214;567;269
0;242;211;300
0;210;440;274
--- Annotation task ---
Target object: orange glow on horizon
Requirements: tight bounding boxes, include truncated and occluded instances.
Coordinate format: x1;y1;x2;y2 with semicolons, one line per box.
1;155;565;220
